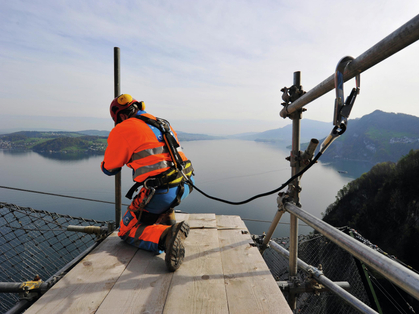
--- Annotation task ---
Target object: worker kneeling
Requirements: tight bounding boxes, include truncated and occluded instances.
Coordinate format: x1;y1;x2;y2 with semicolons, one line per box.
101;94;194;271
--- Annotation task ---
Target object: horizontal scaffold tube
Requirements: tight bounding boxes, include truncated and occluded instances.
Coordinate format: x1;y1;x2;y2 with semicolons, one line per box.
280;14;419;118
283;201;419;301
269;241;378;314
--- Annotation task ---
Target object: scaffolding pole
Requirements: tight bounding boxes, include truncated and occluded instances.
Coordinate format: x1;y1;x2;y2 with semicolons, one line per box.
114;47;122;228
288;71;303;309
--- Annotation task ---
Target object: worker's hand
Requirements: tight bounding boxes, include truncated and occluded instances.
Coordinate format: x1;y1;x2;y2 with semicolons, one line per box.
101;161;121;176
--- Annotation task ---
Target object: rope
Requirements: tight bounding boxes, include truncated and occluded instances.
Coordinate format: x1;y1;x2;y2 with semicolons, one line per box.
0;185;131;206
184;152;322;205
0;186;307;225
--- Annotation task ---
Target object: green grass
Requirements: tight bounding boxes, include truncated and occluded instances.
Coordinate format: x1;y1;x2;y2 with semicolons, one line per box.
366;127;413;141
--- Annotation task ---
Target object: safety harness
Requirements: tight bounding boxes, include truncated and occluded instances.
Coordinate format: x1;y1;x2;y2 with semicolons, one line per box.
125;115;194;201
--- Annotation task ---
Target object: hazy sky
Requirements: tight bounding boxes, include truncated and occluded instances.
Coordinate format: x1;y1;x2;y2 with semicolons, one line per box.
1;1;419;135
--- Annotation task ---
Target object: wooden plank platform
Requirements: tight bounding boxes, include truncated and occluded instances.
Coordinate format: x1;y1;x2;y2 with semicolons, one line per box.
25;214;292;314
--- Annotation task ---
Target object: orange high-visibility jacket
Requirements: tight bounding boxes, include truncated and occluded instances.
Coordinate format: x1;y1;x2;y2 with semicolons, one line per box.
101;112;187;183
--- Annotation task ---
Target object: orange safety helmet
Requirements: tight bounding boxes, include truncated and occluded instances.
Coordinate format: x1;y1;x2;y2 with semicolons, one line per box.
109;94;145;123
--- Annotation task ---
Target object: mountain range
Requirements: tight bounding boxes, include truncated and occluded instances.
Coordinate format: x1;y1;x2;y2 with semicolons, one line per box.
230;110;419;164
317;110;419;164
229;119;331;144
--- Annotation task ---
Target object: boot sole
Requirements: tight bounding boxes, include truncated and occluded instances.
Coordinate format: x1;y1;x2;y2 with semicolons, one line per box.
165;221;190;272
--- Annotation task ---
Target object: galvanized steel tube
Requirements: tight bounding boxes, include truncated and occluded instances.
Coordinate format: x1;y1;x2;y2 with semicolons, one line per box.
114;47;122;228
269;240;378;314
280;14;419;118
287;71;303;310
261;208;285;251
284;201;419;300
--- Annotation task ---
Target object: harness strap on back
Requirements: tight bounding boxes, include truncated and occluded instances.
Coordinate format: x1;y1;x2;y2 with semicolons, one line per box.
135;115;185;171
125;114;194;200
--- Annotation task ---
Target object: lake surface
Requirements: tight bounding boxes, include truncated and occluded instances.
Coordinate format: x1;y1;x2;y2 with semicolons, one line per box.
0;139;373;238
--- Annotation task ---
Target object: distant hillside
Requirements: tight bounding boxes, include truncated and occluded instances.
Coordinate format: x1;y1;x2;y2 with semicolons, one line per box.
0;131;106;153
176;131;226;141
323;149;419;313
77;130;110;137
323;149;419;270
233;119;331;144
319;110;419;164
0;131;81;140
0;130;224;153
32;136;107;154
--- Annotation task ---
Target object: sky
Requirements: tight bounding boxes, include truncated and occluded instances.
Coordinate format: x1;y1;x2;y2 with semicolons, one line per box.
1;0;419;135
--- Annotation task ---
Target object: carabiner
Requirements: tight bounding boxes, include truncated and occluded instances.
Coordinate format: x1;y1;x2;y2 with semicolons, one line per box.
141;179;157;206
333;56;360;130
320;56;360;155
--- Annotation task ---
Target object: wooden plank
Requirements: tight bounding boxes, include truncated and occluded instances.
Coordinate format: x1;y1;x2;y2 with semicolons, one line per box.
163;214;229;314
96;249;172;314
216;215;247;230
26;214;292;314
187;213;217;229
95;214;190;313
218;226;292;314
174;212;188;223
25;232;138;314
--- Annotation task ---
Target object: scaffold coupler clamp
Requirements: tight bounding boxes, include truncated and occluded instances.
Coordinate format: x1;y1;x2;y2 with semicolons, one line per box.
251;233;266;247
277;192;290;211
19;277;43;301
280;82;306;118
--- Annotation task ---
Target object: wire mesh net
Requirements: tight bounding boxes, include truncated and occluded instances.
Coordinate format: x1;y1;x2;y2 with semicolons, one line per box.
0;202;113;313
263;228;373;314
262;227;418;314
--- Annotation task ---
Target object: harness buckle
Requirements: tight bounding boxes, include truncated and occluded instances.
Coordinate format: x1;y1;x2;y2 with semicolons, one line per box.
144;187;156;205
144;178;155;190
333;56;360;131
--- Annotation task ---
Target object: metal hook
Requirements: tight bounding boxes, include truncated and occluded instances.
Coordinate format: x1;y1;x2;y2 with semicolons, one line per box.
320;56;361;155
333;56;360;129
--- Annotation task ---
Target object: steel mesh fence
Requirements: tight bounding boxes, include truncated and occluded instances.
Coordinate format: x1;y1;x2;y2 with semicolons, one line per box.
263;228;373;314
0;202;113;313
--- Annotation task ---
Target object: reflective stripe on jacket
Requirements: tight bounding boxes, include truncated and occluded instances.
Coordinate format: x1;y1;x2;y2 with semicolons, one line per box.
102;111;187;183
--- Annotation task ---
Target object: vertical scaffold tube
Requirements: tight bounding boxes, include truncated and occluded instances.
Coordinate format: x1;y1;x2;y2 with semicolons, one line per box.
114;47;122;228
288;71;302;309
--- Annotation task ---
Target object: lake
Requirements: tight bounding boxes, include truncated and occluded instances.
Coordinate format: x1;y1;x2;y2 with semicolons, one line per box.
0;139;373;238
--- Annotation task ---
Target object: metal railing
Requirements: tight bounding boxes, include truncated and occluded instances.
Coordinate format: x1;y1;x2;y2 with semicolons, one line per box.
279;14;419;118
260;13;419;312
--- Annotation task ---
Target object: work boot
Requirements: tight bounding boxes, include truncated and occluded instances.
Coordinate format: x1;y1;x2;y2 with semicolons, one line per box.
159;221;190;272
159;208;176;226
